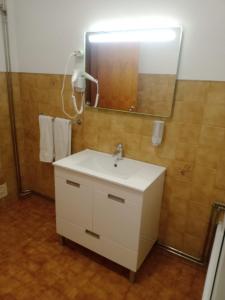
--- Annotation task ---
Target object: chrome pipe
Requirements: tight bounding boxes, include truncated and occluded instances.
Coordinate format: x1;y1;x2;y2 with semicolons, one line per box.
0;2;32;198
0;0;6;15
159;202;225;267
201;202;225;263
157;242;204;265
0;7;6;15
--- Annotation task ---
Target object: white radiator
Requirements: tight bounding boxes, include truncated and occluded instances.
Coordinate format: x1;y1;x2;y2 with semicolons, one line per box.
202;215;225;300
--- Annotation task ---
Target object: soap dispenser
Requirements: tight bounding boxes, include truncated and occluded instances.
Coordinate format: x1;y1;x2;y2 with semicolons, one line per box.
152;120;165;146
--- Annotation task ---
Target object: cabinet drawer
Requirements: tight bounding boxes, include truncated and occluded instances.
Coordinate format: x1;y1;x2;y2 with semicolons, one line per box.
55;167;91;187
94;183;142;208
57;218;138;271
93;190;141;251
55;176;92;229
55;166;143;208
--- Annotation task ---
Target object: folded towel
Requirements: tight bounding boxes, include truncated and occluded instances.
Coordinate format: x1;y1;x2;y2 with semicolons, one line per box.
39;115;54;162
54;118;71;161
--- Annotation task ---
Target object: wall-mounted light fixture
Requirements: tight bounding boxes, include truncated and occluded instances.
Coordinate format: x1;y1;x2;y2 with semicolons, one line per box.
88;28;177;43
90;16;179;32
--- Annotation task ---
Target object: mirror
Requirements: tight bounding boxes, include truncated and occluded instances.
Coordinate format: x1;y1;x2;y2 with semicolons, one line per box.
85;27;182;117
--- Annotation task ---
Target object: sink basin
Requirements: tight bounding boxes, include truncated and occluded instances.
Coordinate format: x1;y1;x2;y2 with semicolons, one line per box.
53;149;166;191
77;153;141;180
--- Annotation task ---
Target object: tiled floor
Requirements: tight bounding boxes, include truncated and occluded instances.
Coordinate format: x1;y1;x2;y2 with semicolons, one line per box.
0;195;206;300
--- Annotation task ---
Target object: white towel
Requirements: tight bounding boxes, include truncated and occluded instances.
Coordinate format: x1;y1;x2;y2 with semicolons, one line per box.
54;118;71;161
39;115;54;162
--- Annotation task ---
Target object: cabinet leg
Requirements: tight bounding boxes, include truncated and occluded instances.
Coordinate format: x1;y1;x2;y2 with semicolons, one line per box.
59;235;66;245
129;270;136;283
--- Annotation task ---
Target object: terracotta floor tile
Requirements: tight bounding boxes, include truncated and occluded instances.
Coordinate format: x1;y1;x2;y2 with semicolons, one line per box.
0;294;17;300
0;275;21;294
0;195;206;300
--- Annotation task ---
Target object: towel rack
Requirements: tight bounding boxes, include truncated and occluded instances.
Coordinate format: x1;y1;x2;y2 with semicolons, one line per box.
39;114;82;125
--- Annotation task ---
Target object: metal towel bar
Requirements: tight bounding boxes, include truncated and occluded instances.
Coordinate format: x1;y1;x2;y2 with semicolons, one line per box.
40;113;82;125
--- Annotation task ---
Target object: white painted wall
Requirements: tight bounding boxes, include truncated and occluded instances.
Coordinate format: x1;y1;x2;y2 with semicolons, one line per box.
138;28;181;74
0;0;18;72
5;0;225;80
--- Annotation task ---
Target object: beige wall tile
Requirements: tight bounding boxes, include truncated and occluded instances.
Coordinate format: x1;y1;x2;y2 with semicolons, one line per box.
203;103;225;127
206;81;225;105
187;200;211;226
167;161;193;183
15;73;225;259
174;101;205;124
164;179;191;202
36;74;62;90
156;142;177;160
137;74;176;116
183;233;205;258
140;118;153;137
140;136;156;155
212;188;225;204
196;145;221;169
175;142;197;163
192;164;216;197
216;152;225;189
0;72;23;200
178;123;202;145
123;133;142;158
163;122;181;143
122;114;143;135
175;80;208;102
199;125;225;147
164;196;188;224
159;226;185;251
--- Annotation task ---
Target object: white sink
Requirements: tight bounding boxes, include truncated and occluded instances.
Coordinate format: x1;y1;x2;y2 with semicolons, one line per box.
53;149;166;191
77;152;141;180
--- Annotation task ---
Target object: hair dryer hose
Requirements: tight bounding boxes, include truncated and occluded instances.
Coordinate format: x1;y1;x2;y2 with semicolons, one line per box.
72;94;85;115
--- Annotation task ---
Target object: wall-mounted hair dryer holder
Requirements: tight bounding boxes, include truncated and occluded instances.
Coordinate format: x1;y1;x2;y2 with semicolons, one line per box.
72;50;84;57
61;50;99;117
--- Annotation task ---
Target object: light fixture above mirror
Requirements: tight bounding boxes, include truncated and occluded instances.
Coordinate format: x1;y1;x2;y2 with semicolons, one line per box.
88;28;177;43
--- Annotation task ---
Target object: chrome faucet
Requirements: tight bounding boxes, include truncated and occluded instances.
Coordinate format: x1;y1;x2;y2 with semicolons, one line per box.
113;143;124;161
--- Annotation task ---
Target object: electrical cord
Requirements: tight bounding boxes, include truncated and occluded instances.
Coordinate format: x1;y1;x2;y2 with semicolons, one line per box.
72;92;85;115
94;82;99;108
61;52;81;119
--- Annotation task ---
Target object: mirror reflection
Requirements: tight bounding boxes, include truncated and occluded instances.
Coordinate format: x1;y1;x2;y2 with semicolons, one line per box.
85;27;182;117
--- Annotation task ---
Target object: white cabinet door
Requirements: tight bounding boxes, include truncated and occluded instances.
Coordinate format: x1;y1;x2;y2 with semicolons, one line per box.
93;189;141;251
55;176;93;229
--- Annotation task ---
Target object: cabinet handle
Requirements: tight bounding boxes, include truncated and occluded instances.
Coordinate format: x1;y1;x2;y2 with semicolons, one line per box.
66;180;80;188
108;194;125;204
85;229;100;239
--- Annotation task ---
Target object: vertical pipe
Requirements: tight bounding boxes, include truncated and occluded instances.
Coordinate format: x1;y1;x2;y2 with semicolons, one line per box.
0;2;32;198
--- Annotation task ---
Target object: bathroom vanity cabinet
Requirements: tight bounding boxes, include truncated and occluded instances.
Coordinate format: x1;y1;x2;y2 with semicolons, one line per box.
54;149;165;281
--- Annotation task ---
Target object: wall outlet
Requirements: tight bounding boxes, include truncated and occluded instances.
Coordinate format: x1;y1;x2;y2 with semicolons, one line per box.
0;182;8;199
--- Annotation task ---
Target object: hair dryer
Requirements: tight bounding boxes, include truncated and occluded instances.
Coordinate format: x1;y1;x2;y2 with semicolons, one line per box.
61;51;100;119
71;70;99;112
72;70;98;91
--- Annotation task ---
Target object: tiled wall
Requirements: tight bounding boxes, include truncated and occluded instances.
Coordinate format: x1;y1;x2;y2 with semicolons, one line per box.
18;73;225;258
137;74;176;116
0;72;24;200
18;74;84;197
